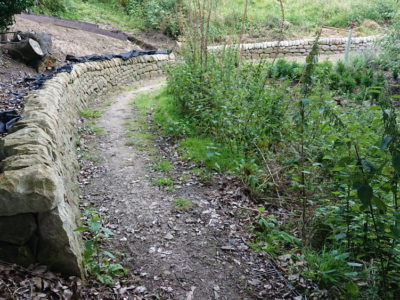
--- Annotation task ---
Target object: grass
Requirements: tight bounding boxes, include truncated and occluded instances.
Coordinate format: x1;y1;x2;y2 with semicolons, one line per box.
50;0;142;32
80;109;102;118
173;198;193;210
129;88;242;173
153;159;173;172
81;151;100;162
213;0;396;39
153;176;174;188
85;120;97;126
102;101;113;108
125;132;153;147
33;0;395;42
91;127;105;136
179;138;242;172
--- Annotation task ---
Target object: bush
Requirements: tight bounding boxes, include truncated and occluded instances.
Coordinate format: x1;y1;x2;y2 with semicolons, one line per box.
381;13;400;71
34;0;66;15
126;0;183;37
0;0;34;31
164;39;398;296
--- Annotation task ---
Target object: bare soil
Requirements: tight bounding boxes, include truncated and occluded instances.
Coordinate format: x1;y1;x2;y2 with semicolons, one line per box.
11;15;139;62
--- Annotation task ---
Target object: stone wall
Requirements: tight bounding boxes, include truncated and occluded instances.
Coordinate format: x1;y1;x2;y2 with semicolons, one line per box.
0;35;379;276
209;36;379;59
0;53;174;276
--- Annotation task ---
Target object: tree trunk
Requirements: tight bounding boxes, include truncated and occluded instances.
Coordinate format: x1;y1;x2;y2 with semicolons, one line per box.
4;38;44;62
13;32;53;56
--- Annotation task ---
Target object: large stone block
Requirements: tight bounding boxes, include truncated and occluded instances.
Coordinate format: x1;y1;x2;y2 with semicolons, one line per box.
38;206;83;277
0;214;37;245
0;165;63;216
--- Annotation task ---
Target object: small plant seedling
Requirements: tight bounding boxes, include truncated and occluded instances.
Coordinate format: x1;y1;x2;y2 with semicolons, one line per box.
80;109;102;118
126;140;140;146
81;151;100;162
91;127;105;136
102;101;112;108
154;160;173;172
173;198;193;210
86;120;97;126
74;208;127;285
153;177;174;187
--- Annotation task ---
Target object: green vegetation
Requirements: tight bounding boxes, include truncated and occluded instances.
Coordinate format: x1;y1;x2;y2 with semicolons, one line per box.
34;0;66;15
173;197;193;210
81;151;100;162
125;131;153;146
33;0;181;34
153;159;173;172
91;126;105;136
134;9;400;295
211;0;397;40
32;0;397;39
153;176;174;187
0;0;34;31
80;109;102;118
33;0;400;296
120;0;182;37
75;208;126;285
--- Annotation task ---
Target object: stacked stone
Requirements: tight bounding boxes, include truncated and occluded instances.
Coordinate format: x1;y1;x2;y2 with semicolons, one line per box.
0;53;174;276
208;36;379;60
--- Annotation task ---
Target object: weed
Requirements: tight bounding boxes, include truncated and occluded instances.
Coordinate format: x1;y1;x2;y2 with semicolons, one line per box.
81;151;100;162
173;198;193;210
124;132;153;147
75;208;127;285
154;160;173;172
302;250;360;297
86;120;97;127
153;176;174;187
91;127;105;136
192;168;214;183
80;109;102;118
102;101;112;108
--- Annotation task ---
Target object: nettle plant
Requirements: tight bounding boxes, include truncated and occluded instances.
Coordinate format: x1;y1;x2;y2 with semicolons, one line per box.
75;208;126;285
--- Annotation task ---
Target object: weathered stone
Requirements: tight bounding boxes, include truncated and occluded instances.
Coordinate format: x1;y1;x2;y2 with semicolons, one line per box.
0;214;37;245
0;165;63;216
38;206;83;276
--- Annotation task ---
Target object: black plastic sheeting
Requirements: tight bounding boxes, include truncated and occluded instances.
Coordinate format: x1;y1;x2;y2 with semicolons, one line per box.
0;110;21;133
66;49;170;63
1;50;171;133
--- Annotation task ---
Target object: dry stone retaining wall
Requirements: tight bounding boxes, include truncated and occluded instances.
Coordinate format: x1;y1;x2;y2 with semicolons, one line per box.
0;35;378;276
209;36;379;59
0;53;174;276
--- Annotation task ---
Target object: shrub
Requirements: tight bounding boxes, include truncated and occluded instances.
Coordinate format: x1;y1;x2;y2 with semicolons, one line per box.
0;0;34;31
35;0;66;15
127;0;183;37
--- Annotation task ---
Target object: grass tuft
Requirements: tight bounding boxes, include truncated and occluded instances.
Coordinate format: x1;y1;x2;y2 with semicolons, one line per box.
80;109;102;119
173;198;193;210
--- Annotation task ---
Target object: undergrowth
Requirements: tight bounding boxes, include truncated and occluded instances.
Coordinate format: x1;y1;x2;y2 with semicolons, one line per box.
31;0;396;39
75;208;127;285
140;14;400;297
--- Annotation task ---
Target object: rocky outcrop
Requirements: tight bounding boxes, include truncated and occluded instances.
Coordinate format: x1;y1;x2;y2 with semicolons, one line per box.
0;53;174;276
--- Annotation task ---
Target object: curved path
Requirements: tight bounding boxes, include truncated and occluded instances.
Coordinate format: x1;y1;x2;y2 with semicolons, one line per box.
80;80;298;299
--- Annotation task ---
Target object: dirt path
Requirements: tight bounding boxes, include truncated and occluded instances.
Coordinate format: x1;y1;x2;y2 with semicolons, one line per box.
80;80;298;299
